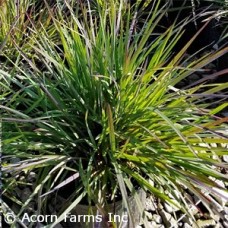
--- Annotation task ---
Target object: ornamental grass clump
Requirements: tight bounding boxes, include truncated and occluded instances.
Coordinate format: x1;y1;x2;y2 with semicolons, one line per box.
1;0;228;227
0;0;56;63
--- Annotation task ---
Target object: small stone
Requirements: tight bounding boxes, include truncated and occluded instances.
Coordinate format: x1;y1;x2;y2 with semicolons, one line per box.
159;210;178;227
169;217;178;228
159;210;171;225
145;197;157;212
223;155;228;163
152;214;162;224
164;203;174;213
145;211;153;221
183;223;192;228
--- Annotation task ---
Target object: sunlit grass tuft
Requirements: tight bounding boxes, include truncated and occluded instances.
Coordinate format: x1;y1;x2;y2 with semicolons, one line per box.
1;1;228;227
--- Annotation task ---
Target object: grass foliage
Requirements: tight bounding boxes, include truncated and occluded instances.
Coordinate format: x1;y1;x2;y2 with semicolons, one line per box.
1;0;228;227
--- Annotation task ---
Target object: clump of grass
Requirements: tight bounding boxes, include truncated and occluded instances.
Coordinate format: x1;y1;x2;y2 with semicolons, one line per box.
1;0;228;227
